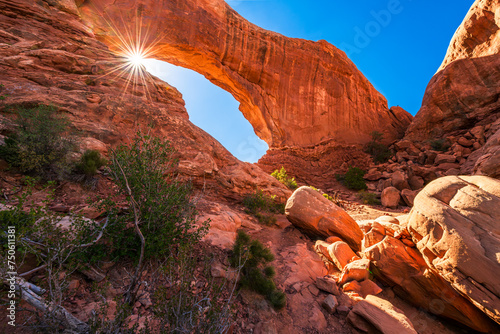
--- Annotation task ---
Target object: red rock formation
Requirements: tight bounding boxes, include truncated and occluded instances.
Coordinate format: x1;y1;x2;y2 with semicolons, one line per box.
405;0;500;142
78;0;412;148
0;0;290;201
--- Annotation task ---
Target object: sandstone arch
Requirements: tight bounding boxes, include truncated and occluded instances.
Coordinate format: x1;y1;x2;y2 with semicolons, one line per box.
78;0;412;149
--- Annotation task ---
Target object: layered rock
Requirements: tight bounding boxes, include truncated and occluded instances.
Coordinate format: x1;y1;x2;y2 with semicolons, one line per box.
78;0;412;149
405;0;500;142
363;233;496;332
407;175;500;326
0;0;290;202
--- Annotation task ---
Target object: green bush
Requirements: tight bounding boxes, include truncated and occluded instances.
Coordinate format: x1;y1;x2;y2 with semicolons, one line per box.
271;166;298;189
364;131;392;163
105;131;209;260
242;189;284;225
0;105;74;180
430;138;449;152
230;230;286;310
337;167;367;191
75;150;107;176
358;190;381;205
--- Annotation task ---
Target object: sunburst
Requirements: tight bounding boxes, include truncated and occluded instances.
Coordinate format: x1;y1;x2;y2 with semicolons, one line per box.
83;4;165;101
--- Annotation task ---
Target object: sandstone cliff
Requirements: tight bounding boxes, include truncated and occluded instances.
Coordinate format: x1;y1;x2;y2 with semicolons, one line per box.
405;0;500;142
78;0;412;148
0;0;290;201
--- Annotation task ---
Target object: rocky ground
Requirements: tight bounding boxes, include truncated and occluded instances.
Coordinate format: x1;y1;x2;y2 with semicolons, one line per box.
1;0;500;333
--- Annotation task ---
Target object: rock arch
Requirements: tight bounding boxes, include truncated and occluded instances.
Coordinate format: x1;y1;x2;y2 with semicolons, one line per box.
79;0;412;148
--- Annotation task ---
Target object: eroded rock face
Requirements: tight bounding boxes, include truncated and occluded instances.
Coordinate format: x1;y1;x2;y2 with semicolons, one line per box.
405;0;500;142
363;235;496;332
407;175;500;326
0;0;290;202
78;0;412;148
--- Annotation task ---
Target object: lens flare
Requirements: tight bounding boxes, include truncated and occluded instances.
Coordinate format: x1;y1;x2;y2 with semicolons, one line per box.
83;5;166;102
127;51;146;68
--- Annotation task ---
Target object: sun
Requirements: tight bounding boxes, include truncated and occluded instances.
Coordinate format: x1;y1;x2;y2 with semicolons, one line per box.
126;51;146;68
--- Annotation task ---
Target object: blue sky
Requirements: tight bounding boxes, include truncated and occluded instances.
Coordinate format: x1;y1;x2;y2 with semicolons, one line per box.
145;0;474;162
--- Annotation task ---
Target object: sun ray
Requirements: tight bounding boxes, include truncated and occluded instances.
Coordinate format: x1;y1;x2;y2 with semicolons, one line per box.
81;3;169;103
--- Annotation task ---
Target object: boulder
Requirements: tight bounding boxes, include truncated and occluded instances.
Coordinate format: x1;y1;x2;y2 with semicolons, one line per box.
434;154;456;165
408;175;424;191
390;170;410;191
322;295;338;314
315;276;339;295
326;241;358;271
363;235;496;332
348;295;417;334
381;187;400;209
338;259;370;286
286;186;363;251
400;189;417;207
343;280;382;299
407;175;500;326
472;129;500;178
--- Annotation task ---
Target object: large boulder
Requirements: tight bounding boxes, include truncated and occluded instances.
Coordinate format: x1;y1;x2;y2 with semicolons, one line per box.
285;186;363;251
407;175;500;326
363;235;496;332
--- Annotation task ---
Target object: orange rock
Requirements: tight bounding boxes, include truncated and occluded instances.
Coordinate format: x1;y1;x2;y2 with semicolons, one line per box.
348;295;417;334
80;0;412;149
408;175;500;326
0;0;291;205
405;0;500;144
381;187;400;209
326;241;357;271
363;235;497;332
338;259;370;286
285;186;363;251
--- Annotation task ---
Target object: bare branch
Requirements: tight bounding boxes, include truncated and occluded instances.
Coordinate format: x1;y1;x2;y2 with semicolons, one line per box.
19;264;47;278
111;152;145;305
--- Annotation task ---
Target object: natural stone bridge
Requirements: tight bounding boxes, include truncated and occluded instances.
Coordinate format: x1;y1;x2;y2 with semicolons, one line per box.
78;0;412;149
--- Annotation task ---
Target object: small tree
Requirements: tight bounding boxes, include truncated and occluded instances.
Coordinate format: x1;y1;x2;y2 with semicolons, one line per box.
75;149;107;177
230;231;286;310
271;166;298;189
364;131;392;163
336;167;367;191
0;105;74;180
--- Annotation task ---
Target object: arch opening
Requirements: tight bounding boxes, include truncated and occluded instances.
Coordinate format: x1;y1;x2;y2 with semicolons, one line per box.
143;59;268;163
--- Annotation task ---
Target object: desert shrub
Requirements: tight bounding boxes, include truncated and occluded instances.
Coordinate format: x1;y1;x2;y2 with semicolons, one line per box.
271;166;298;189
337;167;367;191
364;131;392;163
151;247;237;333
430;138;450;152
0;181;103;333
242;189;284;225
105;132;209;260
0;105;74;180
358;190;381;205
230;231;286;310
75;149;107;176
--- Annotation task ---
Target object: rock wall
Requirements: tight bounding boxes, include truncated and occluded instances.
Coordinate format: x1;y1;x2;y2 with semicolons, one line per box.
0;0;290;201
405;0;500;142
78;0;412;148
